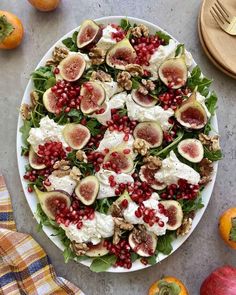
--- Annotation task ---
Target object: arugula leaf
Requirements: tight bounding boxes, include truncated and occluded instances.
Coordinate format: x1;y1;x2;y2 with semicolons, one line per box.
229;217;236;242
175;44;184;57
67;150;94;176
204;146;222;161
62;31;78;52
130;252;139;262
90;254;117;272
20;120;32;146
67;109;83;123
156;233;174;255
21;146;30;156
63;246;75;263
86;118;102;136
120;18;131;31
31;66;56;93
187;66;212;94
132;78;140;89
180;197;204;214
147;255;156;265
156;31;171;45
95;198;114;214
205;91;218;116
204;122;212;135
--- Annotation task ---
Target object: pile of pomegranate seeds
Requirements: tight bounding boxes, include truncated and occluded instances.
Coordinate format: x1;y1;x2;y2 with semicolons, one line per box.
131;36;163;65
87;151;105;172
134;202;167;227
159;88;190;110
55;200;95;228
86;133;105;149
107;109;137;135
111;26;126;42
104;239;132;269
51;79;81;114
24;167;53;192
161;179;200;200
129;180;153;204
37;141;69;167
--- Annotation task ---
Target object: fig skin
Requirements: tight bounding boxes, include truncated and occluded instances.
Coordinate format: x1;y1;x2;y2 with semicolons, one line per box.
29;146;46;170
106;38;137;70
133;121;163;148
75;175;99;205
34;186;71;220
131;89;157;108
175;92;208;129
129;230;157;257
80;81;106;114
58;53;86;82
160;200;183;230
43;88;59;114
86;239;109;257
159;57;188;89
139;165;166;190
77;19;102;49
178;138;204;163
62;123;91;150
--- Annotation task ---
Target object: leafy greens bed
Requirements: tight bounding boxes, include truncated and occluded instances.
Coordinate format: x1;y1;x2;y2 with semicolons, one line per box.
19;18;222;272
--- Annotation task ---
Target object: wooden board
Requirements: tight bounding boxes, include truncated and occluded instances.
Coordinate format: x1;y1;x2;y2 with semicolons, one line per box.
198;0;236;79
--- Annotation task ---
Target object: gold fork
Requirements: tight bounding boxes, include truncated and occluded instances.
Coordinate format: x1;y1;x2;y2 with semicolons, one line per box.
210;0;236;35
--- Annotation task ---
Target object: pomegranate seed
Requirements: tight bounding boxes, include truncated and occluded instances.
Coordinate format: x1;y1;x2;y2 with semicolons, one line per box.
121;199;128;208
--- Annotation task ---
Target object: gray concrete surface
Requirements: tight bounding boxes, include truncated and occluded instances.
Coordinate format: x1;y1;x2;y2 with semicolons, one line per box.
0;1;236;294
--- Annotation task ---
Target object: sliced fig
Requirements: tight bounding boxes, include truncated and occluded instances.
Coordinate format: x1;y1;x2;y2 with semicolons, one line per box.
160;200;183;230
178;138;204;163
86;240;109;257
131;89;157;108
75;175;99;205
58;53;86;82
62;123;90;150
159;57;188;89
175;92;208;129
29;146;46;170
80;81;106;114
104;149;134;173
133;122;163;148
43;88;59;114
106;39;137;70
77;19;102;49
34;186;71;220
129;229;157;257
139;165;166;190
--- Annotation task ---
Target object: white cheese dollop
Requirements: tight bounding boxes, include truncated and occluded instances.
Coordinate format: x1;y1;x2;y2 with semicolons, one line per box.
195;92;211;118
46;174;77;196
155;151;200;186
184;49;194;68
95;168;134;199
123;196;168;236
90;91;127;125
144;39;177;80
27;116;68;153
96;25;118;51
95;79;123;99
61;211;114;245
126;94;174;131
96;129;134;153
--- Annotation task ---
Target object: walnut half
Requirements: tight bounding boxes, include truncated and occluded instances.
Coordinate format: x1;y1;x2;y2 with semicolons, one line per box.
71;242;89;256
133;138;150;156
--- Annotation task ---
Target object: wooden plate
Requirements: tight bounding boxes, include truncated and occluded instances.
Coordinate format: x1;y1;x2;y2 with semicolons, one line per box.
200;0;236;75
198;11;236;79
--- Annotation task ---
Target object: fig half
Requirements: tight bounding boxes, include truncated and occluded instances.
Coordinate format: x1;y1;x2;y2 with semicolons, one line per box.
160;200;183;230
80;81;106;114
86;240;109;257
62;123;91;150
159;57;188;89
131;89;157;108
75;175;99;205
178;138;204;163
29;146;46;170
139;165;166;190
175;92;208;129
43;88;59;114
129;229;157;257
106;38;137;70
133;122;163;148
34;186;71;220
77;19;102;49
58;53;86;82
104;148;134;173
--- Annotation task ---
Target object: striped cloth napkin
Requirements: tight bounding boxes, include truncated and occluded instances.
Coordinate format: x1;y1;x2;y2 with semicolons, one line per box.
0;175;84;295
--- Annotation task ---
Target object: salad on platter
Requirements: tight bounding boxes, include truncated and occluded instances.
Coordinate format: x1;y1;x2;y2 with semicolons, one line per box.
19;18;222;272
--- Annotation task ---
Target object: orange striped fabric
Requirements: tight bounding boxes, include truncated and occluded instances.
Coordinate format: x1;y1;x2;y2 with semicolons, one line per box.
0;175;84;295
